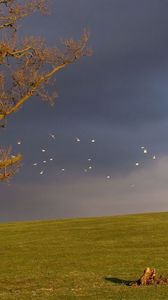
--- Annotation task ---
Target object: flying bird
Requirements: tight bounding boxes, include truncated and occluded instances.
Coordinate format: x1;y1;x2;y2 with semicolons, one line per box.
49;133;56;139
75;137;80;142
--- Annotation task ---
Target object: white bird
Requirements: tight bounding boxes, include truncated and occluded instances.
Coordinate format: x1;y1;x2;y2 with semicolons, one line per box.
88;166;92;170
135;162;139;166
88;158;92;161
43;161;47;163
141;146;145;149
40;171;44;175
41;149;46;152
49;158;53;161
33;163;38;166
143;149;147;154
49;133;55;139
91;139;95;143
61;168;65;172
106;175;111;179
76;137;80;142
17;141;21;145
153;155;156;160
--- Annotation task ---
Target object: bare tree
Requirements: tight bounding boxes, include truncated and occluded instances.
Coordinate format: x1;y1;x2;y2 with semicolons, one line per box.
0;0;91;181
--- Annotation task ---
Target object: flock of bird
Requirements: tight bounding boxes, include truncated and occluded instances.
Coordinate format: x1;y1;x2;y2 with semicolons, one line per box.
16;134;158;181
135;146;156;167
16;135;99;177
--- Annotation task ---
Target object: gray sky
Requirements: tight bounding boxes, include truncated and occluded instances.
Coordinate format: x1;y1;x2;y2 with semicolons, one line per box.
1;0;168;221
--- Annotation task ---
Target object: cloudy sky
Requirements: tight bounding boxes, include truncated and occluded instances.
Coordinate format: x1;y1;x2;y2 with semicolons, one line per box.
1;0;168;222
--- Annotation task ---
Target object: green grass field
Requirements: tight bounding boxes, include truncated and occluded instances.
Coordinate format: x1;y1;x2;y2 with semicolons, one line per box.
0;212;168;299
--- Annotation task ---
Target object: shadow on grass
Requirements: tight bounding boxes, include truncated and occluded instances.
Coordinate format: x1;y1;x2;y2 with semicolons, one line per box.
104;276;136;286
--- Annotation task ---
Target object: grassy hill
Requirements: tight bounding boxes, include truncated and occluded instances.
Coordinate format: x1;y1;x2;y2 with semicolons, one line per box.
0;212;168;299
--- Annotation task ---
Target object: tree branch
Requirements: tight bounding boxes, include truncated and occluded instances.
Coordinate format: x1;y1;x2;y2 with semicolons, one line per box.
0;62;68;120
0;153;22;169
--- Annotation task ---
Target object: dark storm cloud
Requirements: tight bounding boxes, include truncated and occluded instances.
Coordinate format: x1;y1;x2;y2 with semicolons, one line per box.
18;0;168;128
2;0;168;221
1;156;168;222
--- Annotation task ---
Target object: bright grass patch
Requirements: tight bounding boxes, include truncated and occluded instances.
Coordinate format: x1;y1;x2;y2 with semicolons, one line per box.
0;212;168;299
